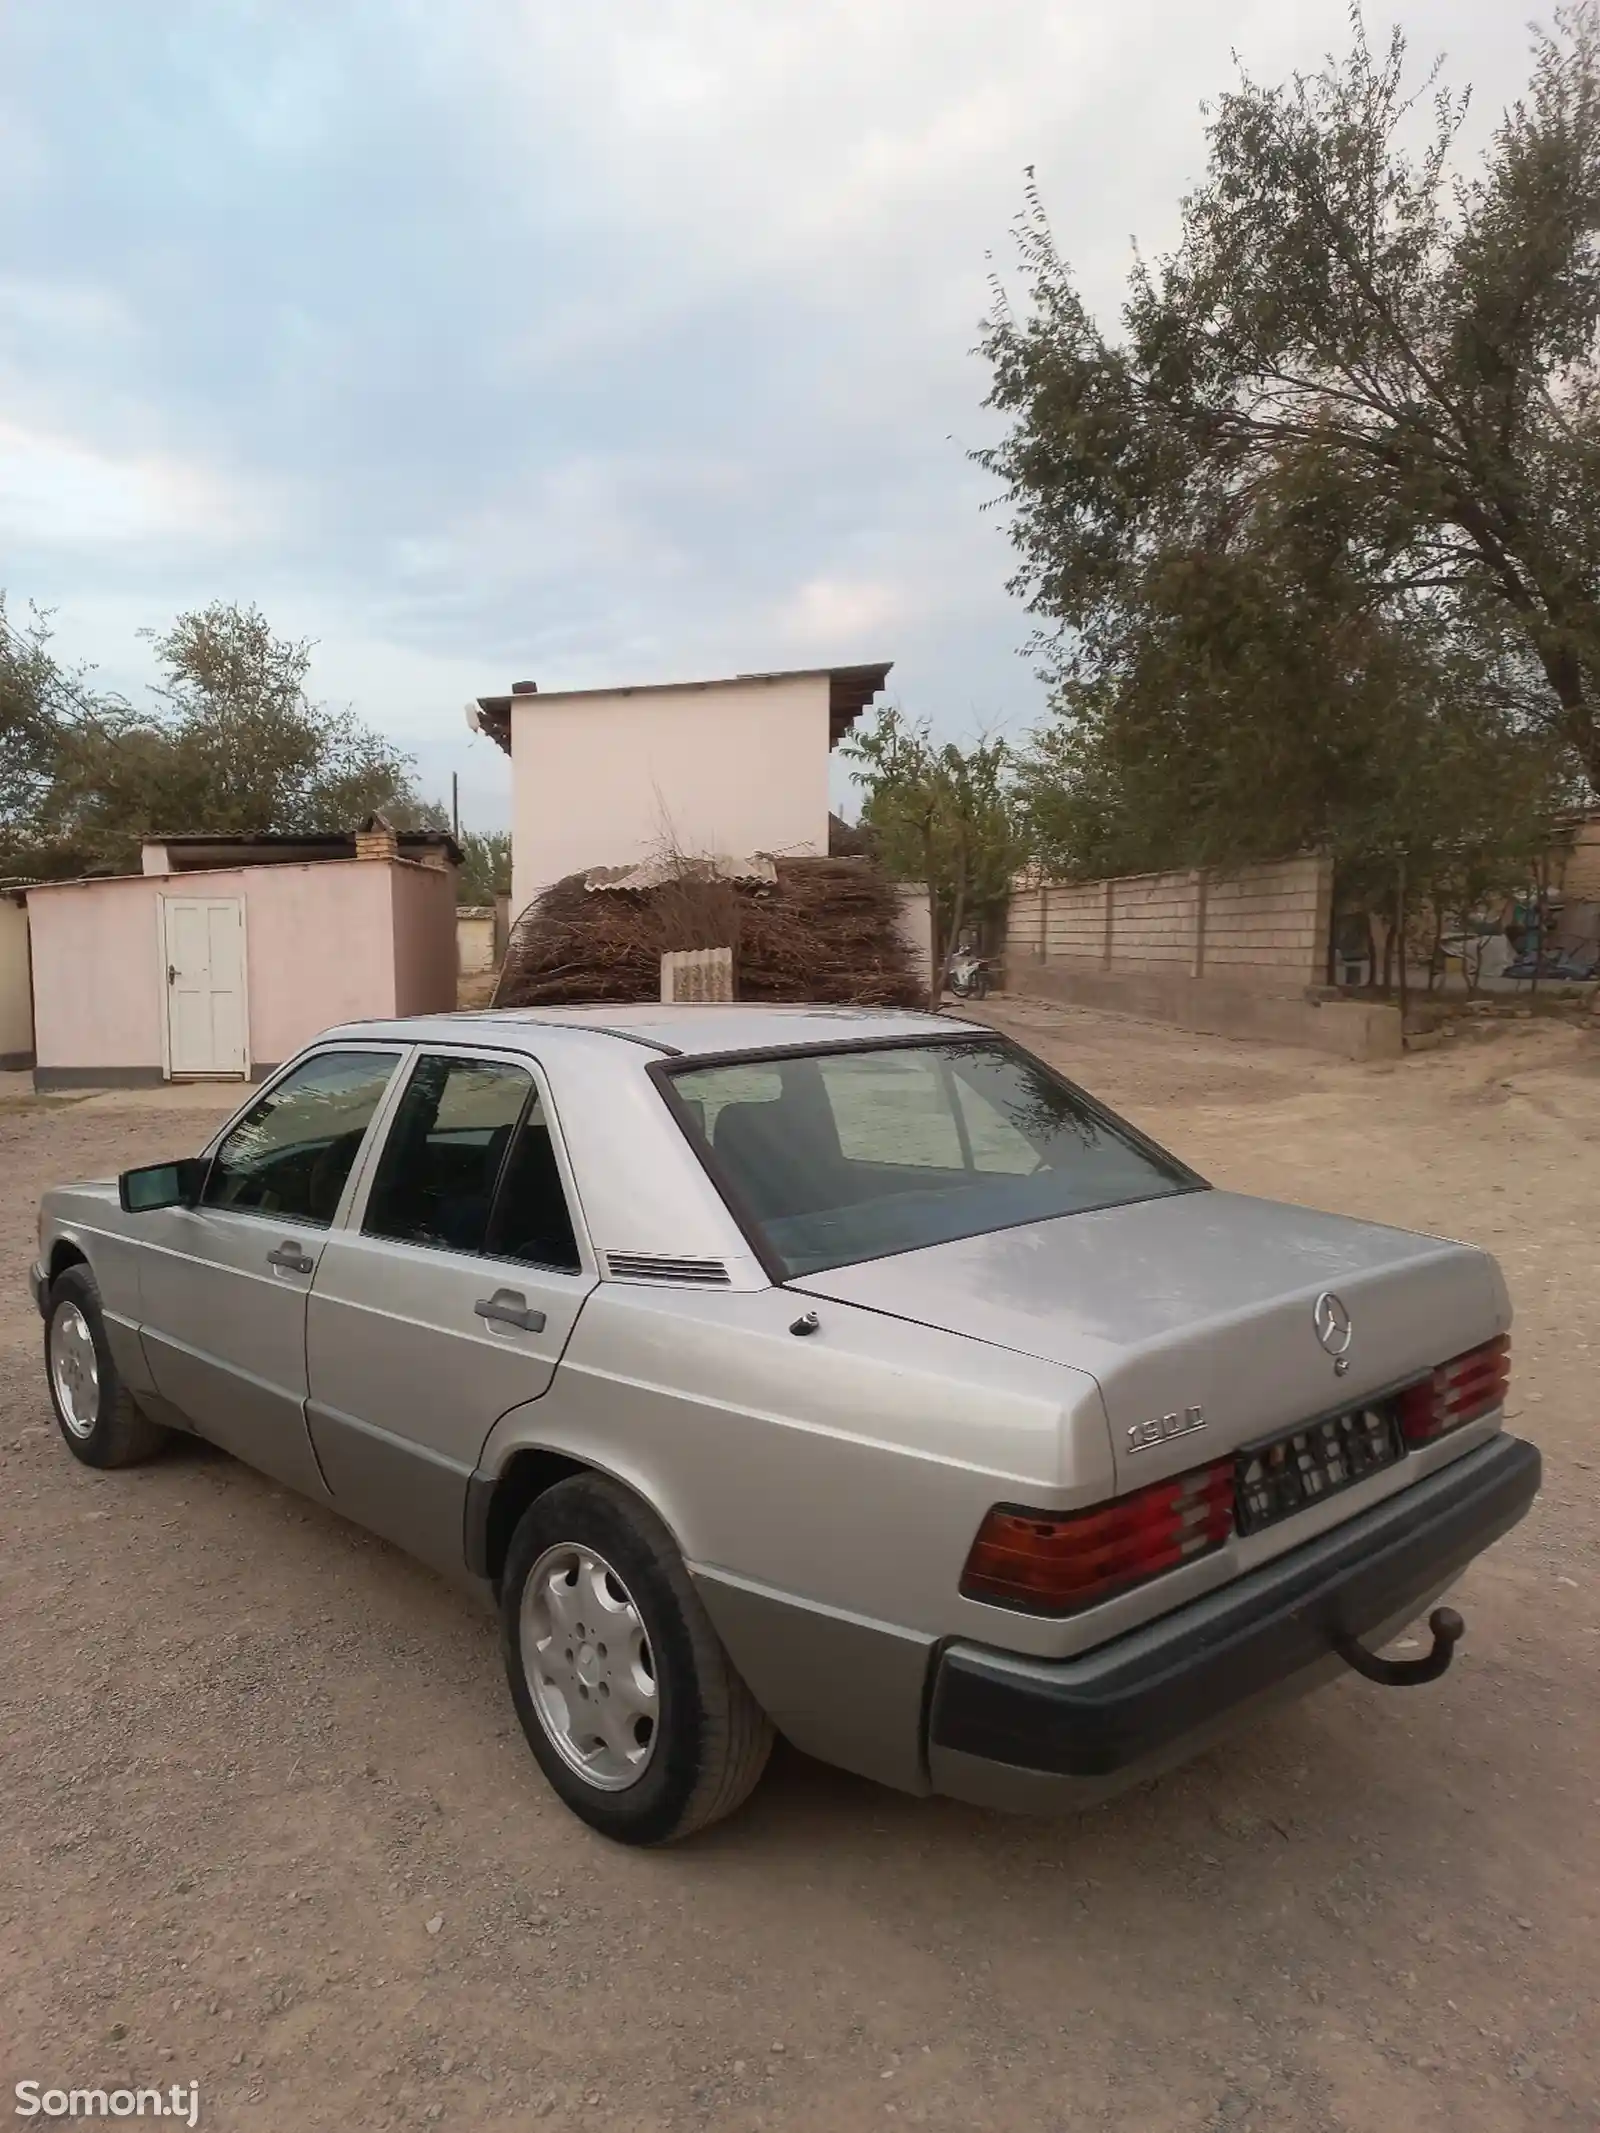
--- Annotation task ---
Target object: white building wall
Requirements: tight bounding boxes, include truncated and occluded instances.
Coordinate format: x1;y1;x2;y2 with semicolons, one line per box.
509;675;832;919
456;907;497;976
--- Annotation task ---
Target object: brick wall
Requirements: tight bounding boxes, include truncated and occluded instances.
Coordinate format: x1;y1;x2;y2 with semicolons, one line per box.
1103;871;1199;971
1201;858;1334;982
1043;883;1105;959
1012;879;1104;961
1007;854;1333;993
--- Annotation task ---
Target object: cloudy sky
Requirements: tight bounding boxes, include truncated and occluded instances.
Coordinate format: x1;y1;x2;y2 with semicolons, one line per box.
0;0;1532;829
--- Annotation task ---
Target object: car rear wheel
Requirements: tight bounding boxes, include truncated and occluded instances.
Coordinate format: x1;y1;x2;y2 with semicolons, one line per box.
44;1266;168;1469
500;1473;774;1844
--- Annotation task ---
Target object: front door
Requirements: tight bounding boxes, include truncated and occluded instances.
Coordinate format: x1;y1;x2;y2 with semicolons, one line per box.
136;1047;402;1496
306;1050;597;1575
162;897;248;1078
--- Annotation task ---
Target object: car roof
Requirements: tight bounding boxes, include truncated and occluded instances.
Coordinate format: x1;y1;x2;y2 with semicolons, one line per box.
321;1002;981;1060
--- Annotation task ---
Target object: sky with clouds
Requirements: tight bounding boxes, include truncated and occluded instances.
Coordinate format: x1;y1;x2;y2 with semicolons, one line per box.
1;0;1533;829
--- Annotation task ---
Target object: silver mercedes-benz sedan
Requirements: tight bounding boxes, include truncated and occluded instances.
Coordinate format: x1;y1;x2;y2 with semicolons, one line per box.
32;1006;1539;1844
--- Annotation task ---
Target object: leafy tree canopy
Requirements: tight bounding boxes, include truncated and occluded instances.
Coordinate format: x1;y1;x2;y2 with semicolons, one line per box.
0;598;71;866
10;600;434;877
980;6;1600;889
457;829;511;907
1010;459;1574;907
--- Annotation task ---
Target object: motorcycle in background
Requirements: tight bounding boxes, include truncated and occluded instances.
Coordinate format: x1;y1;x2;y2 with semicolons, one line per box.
946;947;992;1000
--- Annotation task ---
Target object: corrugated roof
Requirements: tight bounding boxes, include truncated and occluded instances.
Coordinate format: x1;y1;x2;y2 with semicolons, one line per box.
583;853;779;893
149;828;464;867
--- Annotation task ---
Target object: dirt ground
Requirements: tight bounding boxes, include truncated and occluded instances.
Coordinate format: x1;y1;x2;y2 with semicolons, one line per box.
1;1003;1596;2133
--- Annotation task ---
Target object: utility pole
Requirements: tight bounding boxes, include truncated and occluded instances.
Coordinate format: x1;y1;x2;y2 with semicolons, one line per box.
451;772;460;841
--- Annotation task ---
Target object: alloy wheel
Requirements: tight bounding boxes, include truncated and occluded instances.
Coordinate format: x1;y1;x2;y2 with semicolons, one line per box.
519;1542;660;1791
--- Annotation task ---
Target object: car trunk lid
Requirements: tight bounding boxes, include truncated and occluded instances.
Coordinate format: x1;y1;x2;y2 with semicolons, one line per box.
790;1190;1506;1488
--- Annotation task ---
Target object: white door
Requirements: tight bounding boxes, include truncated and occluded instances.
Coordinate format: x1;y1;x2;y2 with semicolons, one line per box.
162;897;248;1077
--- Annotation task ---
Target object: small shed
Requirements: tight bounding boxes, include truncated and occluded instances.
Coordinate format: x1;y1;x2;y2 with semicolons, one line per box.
0;886;33;1070
25;821;461;1091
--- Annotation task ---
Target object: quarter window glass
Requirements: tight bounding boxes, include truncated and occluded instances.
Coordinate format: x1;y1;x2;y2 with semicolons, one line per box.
205;1051;398;1226
365;1055;532;1255
485;1098;582;1273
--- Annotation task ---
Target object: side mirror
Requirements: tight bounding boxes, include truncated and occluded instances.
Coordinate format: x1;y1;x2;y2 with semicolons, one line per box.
118;1157;209;1213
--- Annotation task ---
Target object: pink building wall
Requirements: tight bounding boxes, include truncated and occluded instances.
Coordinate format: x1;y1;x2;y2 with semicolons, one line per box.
28;877;166;1076
27;859;458;1085
389;860;458;1017
240;862;399;1064
0;897;34;1067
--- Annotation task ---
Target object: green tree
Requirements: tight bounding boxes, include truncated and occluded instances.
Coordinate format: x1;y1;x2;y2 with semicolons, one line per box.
0;599;65;871
0;598;134;880
457;829;511;907
979;8;1600;792
41;601;429;873
1011;462;1574;912
843;708;1021;1007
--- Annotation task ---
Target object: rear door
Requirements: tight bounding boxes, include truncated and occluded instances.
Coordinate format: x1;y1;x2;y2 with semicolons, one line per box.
305;1049;597;1574
136;1046;403;1495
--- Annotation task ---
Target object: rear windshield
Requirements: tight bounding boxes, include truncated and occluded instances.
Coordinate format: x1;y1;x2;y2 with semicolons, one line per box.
666;1038;1200;1277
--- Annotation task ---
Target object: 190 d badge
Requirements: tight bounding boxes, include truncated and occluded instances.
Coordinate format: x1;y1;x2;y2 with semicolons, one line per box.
1126;1404;1206;1453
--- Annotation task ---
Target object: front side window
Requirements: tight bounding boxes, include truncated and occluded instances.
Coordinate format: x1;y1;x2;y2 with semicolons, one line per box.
670;1039;1199;1277
205;1050;399;1225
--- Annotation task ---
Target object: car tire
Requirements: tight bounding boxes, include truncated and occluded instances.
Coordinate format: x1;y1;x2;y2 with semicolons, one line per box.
44;1265;169;1469
500;1473;774;1844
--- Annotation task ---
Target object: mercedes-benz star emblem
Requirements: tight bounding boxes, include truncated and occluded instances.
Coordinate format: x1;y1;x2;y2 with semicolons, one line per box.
1313;1290;1354;1370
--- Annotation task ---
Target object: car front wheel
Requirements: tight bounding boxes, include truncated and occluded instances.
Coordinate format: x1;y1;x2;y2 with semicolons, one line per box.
500;1473;773;1844
44;1266;168;1469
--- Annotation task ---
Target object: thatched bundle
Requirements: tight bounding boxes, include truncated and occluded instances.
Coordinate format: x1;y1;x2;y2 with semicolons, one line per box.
494;856;924;1009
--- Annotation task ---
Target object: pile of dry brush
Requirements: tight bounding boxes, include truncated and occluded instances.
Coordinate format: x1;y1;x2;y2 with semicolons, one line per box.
493;857;924;1009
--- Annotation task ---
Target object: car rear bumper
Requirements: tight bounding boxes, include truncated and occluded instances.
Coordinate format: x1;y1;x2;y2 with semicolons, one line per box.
926;1432;1540;1812
29;1259;48;1318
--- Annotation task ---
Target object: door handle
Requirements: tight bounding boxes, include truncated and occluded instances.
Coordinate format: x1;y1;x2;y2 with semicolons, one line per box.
474;1289;546;1334
266;1242;315;1276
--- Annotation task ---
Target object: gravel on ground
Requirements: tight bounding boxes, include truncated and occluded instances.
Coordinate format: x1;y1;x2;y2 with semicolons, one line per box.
1;1005;1596;2132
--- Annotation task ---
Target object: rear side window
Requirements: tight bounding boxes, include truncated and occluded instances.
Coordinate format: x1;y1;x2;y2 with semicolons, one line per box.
363;1052;583;1274
364;1055;532;1254
485;1097;582;1273
205;1051;399;1226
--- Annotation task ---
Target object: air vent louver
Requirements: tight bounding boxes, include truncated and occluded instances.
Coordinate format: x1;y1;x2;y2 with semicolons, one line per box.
605;1252;732;1287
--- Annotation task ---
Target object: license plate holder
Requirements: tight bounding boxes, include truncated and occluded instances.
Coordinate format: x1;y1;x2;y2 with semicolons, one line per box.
1235;1405;1404;1536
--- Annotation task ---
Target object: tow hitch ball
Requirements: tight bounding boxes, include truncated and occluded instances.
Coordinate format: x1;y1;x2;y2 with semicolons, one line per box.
1335;1606;1465;1688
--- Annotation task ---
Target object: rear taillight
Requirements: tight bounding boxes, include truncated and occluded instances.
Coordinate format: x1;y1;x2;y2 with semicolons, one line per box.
961;1461;1235;1616
1396;1334;1510;1446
